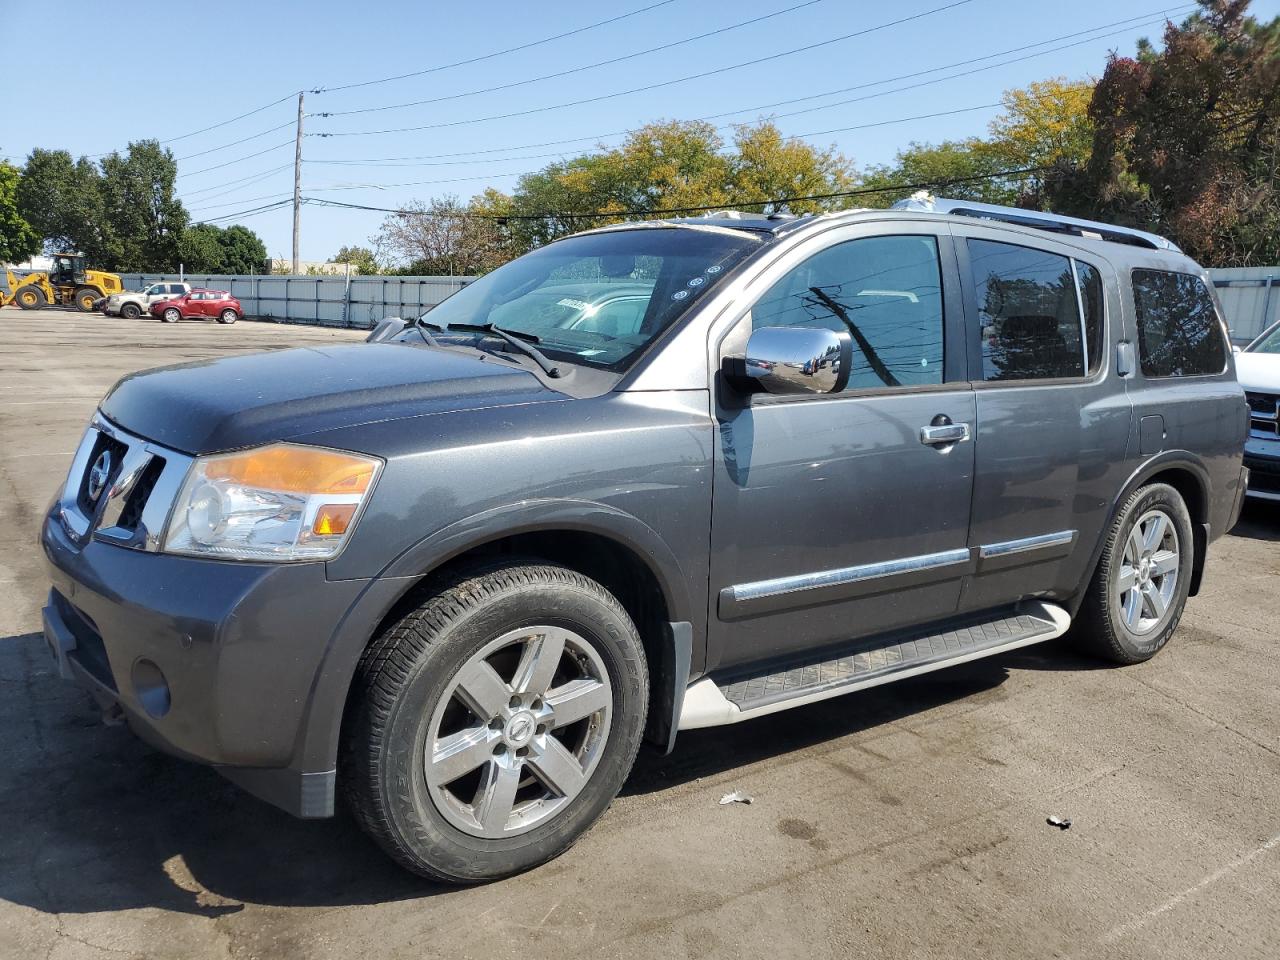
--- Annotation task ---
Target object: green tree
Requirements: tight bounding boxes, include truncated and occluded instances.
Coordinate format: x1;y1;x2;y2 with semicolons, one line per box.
490;119;855;256
859;77;1096;208
218;225;267;274
98;140;188;271
0;162;39;264
179;223;224;272
15;148;107;259
332;244;380;274
1046;0;1280;265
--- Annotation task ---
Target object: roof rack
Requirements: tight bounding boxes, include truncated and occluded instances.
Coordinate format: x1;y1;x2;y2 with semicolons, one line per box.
890;193;1181;253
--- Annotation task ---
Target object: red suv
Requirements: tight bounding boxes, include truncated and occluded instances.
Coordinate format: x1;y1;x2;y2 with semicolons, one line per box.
150;289;243;324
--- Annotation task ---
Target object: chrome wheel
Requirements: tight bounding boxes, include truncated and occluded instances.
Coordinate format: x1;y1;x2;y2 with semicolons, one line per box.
1115;509;1180;635
424;626;612;839
164;308;180;323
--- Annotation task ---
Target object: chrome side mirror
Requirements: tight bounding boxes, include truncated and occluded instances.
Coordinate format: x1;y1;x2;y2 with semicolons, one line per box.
737;326;852;395
367;316;407;342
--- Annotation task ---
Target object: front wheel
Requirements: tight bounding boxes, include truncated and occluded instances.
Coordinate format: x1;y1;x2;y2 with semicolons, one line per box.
15;286;44;310
1074;482;1193;664
121;302;141;319
342;561;648;883
162;307;180;323
217;308;238;324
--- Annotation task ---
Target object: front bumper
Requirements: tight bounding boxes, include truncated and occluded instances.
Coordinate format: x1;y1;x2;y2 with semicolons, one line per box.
1244;436;1280;501
41;505;369;817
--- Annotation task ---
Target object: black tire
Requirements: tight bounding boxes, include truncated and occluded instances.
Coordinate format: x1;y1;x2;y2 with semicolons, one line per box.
342;560;648;883
121;302;141;319
162;307;181;323
14;286;45;310
1074;482;1194;664
73;287;98;312
217;308;239;324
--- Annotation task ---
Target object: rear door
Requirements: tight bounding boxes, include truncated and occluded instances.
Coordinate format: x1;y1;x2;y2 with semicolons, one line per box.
705;223;975;674
953;228;1132;612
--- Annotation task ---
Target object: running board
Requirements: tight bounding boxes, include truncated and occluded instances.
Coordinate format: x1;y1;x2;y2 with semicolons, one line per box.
678;601;1070;730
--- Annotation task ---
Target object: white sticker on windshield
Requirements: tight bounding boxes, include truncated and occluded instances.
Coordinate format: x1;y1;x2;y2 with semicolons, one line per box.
577;349;606;356
672;290;689;301
557;297;590;310
687;277;705;288
705;265;722;275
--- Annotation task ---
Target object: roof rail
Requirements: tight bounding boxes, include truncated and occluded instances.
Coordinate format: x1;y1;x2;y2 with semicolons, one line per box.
890;193;1181;253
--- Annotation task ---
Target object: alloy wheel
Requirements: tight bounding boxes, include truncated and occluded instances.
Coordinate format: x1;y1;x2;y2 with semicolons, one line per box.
423;626;612;839
1115;508;1180;635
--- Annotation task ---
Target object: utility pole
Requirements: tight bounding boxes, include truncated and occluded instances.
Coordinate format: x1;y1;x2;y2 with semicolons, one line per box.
292;91;304;275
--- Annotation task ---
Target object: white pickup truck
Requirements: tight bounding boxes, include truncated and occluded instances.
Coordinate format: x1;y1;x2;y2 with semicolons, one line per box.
102;281;192;319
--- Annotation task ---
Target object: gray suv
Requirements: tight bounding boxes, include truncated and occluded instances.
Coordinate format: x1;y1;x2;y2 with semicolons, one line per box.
40;198;1249;882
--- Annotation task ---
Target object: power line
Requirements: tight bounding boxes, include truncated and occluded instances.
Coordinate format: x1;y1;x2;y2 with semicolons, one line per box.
300;164;1050;221
321;0;831;117
182;163;295;198
303;6;1189;175
199;197;296;224
174;121;296;161
179;141;296;177
315;0;977;138
318;0;684;94
159;93;298;145
302;103;1003;197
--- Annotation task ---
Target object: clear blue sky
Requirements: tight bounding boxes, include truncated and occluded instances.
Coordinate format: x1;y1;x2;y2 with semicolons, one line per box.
6;0;1278;262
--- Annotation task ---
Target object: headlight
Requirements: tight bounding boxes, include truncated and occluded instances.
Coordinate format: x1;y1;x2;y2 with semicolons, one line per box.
163;443;381;561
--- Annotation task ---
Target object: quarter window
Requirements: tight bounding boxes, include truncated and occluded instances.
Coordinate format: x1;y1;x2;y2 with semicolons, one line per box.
1131;269;1227;377
968;239;1083;381
1075;261;1105;376
750;235;945;391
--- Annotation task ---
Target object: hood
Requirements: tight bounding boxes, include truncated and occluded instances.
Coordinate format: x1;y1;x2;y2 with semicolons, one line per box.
99;341;564;454
1235;351;1280;393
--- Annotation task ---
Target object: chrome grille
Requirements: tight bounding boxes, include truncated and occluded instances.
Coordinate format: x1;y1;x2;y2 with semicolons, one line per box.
58;415;193;552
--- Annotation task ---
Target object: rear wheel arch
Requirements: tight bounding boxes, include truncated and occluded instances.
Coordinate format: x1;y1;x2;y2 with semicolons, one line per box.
1071;454;1212;616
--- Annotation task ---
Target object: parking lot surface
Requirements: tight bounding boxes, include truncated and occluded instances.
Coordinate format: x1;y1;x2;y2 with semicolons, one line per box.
1;308;1277;960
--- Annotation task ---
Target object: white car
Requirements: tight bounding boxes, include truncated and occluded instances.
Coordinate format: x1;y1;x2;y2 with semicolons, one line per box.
1236;320;1280;501
103;282;192;319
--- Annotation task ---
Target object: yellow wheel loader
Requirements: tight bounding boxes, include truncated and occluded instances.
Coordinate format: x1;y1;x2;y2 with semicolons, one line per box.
2;253;123;312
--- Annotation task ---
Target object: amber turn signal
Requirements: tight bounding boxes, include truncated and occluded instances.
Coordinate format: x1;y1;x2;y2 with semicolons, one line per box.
312;503;357;537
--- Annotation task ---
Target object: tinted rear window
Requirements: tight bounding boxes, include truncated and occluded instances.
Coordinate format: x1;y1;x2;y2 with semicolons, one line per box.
1131;269;1226;377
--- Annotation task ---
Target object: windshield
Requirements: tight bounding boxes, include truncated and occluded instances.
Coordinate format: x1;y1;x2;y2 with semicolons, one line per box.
419;227;761;371
1249;323;1280;354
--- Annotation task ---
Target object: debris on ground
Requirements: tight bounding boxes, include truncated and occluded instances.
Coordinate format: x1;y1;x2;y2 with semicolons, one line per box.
719;790;754;805
1047;815;1072;830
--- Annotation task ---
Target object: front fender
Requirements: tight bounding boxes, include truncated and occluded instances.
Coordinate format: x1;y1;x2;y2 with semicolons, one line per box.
291;497;698;776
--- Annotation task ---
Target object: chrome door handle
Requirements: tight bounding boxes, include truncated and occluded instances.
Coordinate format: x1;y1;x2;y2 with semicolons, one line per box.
920;422;970;446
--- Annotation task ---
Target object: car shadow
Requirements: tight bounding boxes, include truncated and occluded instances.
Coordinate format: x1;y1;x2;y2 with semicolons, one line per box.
0;632;1064;918
1230;500;1280;541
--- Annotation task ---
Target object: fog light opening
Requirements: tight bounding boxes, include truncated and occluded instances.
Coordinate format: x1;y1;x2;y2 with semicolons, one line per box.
131;658;171;718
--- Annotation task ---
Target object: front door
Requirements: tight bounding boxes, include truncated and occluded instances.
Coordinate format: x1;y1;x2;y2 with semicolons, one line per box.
706;225;976;674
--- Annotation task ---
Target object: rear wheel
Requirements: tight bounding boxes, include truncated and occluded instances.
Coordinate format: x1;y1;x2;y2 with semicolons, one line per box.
217;308;238;324
162;307;181;323
1074;483;1193;664
73;287;98;312
15;286;44;310
342;561;648;883
121;302;141;319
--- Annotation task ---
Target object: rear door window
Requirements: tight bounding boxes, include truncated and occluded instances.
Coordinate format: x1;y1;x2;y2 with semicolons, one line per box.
1131;269;1227;377
967;239;1084;381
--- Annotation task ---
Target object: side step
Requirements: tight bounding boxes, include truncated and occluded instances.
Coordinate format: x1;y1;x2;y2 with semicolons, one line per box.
678;601;1070;730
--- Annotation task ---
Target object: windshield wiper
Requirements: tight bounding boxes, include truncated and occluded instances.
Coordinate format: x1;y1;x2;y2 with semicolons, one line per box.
412;315;444;347
441;322;564;378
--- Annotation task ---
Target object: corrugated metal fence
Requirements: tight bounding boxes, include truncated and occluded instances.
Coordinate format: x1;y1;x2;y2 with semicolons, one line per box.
115;274;475;329
1209;267;1278;344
